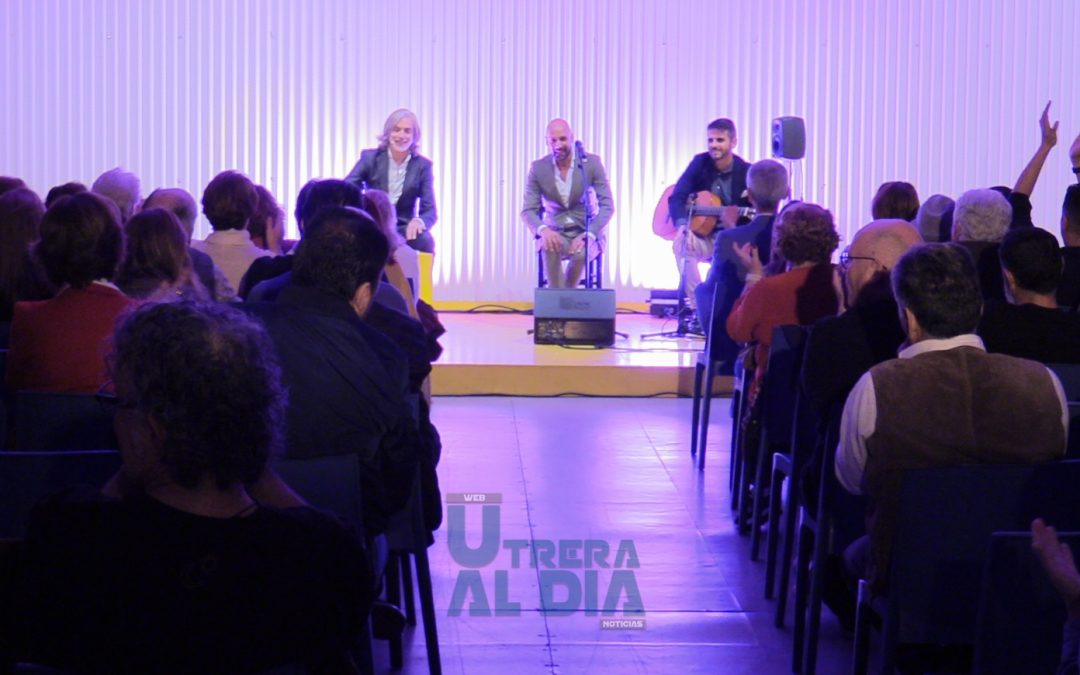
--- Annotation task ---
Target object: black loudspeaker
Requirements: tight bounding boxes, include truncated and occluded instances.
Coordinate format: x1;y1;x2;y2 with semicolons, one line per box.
771;116;806;160
533;288;616;346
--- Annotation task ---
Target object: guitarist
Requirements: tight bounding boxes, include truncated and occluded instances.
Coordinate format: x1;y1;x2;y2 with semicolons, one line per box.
668;118;752;323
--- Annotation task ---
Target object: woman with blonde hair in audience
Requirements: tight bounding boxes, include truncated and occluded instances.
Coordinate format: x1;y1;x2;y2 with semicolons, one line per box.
116;208;209;302
5;192;137;393
0;187;55;329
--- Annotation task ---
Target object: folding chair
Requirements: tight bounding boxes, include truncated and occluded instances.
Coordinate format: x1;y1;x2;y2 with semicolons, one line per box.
745;325;807;558
852;460;1080;675
690;284;741;471
14;391;118;451
972;531;1080;675
274;453;378;675
792;407;866;674
0;450;121;539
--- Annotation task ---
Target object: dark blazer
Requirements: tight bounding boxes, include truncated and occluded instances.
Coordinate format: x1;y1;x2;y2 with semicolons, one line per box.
800;293;906;422
344;147;437;237
241;286;419;535
669;153;752;224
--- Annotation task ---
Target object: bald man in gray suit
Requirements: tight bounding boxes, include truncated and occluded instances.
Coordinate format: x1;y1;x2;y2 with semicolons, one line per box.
521;119;615;288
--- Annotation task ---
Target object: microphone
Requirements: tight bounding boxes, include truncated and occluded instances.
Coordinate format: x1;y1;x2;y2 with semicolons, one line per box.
575;140;588;163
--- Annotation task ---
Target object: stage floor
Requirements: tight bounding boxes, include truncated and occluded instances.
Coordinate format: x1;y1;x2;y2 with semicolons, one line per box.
431;311;735;397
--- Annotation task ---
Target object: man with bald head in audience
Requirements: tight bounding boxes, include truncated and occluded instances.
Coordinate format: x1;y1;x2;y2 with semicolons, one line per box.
801;219;923;420
142;187;227;300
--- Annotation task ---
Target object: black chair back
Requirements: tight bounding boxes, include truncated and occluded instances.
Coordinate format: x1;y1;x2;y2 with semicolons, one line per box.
274;454;366;541
0;449;121;538
14;391;118;451
887;460;1080;647
972;531;1080;675
1048;362;1080;401
760;325;809;449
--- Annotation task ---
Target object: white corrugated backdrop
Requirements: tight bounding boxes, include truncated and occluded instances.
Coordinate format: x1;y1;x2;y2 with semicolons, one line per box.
2;0;1077;301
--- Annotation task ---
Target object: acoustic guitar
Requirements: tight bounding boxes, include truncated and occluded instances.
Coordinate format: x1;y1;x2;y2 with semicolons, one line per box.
652;186;755;240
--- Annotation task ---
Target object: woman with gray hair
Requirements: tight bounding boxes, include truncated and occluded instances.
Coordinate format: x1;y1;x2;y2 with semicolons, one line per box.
5;301;375;672
345;108;438;253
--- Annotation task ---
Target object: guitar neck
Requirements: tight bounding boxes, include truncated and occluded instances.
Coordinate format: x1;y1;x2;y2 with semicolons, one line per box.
690;205;755;218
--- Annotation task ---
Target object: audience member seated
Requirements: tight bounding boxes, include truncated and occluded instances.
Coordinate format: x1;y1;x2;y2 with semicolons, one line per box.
952;188;1012;302
977;227;1080;363
1031;517;1080;675
871;181;920;221
1060;185;1080;311
1000;101;1062;231
726;201;841;399
91;167;141;225
0;177;27;196
44;181;87;208
237;179;318;298
364;188;420;315
116;208;210;302
143;187;227;301
0;188;54;325
801;219;923;421
2;301;375;672
249;183;286;255
245;179;411;315
912;193;954;242
244;207;434;535
693;159;790;371
191;170;271;293
835;243;1067;596
5;192;136;394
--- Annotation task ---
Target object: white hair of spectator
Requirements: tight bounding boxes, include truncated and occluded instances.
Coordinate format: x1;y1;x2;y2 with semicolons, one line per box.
952;188;1011;242
92;167;142;223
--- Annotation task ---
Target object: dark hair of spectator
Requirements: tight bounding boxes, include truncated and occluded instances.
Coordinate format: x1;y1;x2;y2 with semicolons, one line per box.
45;182;88;208
1064;185;1080;236
892;243;982;338
294;179;318;229
871;181;920;221
36;192;123;288
201;170;258;231
109;302;286;490
0;188;52;316
117;208;195;291
0;176;28;197
249;184;284;246
998;227;1062;295
774;202;840;265
298;179;362;229
707;118;737;137
293;206;389;300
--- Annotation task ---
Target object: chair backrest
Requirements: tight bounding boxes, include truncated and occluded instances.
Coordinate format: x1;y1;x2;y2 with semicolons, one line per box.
760;324;809;449
14;391;118;451
0;350;8;449
0;449;121;538
1048;362;1080;401
1068;402;1080;458
972;531;1080;675
887;460;1080;646
274;454;366;541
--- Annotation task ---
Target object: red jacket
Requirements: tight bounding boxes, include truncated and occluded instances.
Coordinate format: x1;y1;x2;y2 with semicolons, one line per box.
6;284;137;394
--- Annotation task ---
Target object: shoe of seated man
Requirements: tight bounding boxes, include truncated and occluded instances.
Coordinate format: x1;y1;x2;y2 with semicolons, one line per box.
370;599;407;640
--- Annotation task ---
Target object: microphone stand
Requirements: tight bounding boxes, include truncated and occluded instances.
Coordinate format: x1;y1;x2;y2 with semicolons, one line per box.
575;142;593;289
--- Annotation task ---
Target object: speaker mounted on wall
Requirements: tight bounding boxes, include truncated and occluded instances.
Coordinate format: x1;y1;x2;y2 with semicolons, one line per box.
771;116;806;160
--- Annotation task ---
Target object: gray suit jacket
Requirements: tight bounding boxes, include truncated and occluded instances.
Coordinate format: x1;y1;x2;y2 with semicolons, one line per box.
521;152;614;248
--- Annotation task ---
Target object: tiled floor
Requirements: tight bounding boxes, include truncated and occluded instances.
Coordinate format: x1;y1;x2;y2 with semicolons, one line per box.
379;396;853;674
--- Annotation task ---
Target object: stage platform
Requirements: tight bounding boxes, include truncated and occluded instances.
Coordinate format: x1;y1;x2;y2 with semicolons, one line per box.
431;311;736;397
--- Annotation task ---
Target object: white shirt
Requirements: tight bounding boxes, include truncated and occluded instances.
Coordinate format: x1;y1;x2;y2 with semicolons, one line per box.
834;334;1069;495
388;153;411;206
